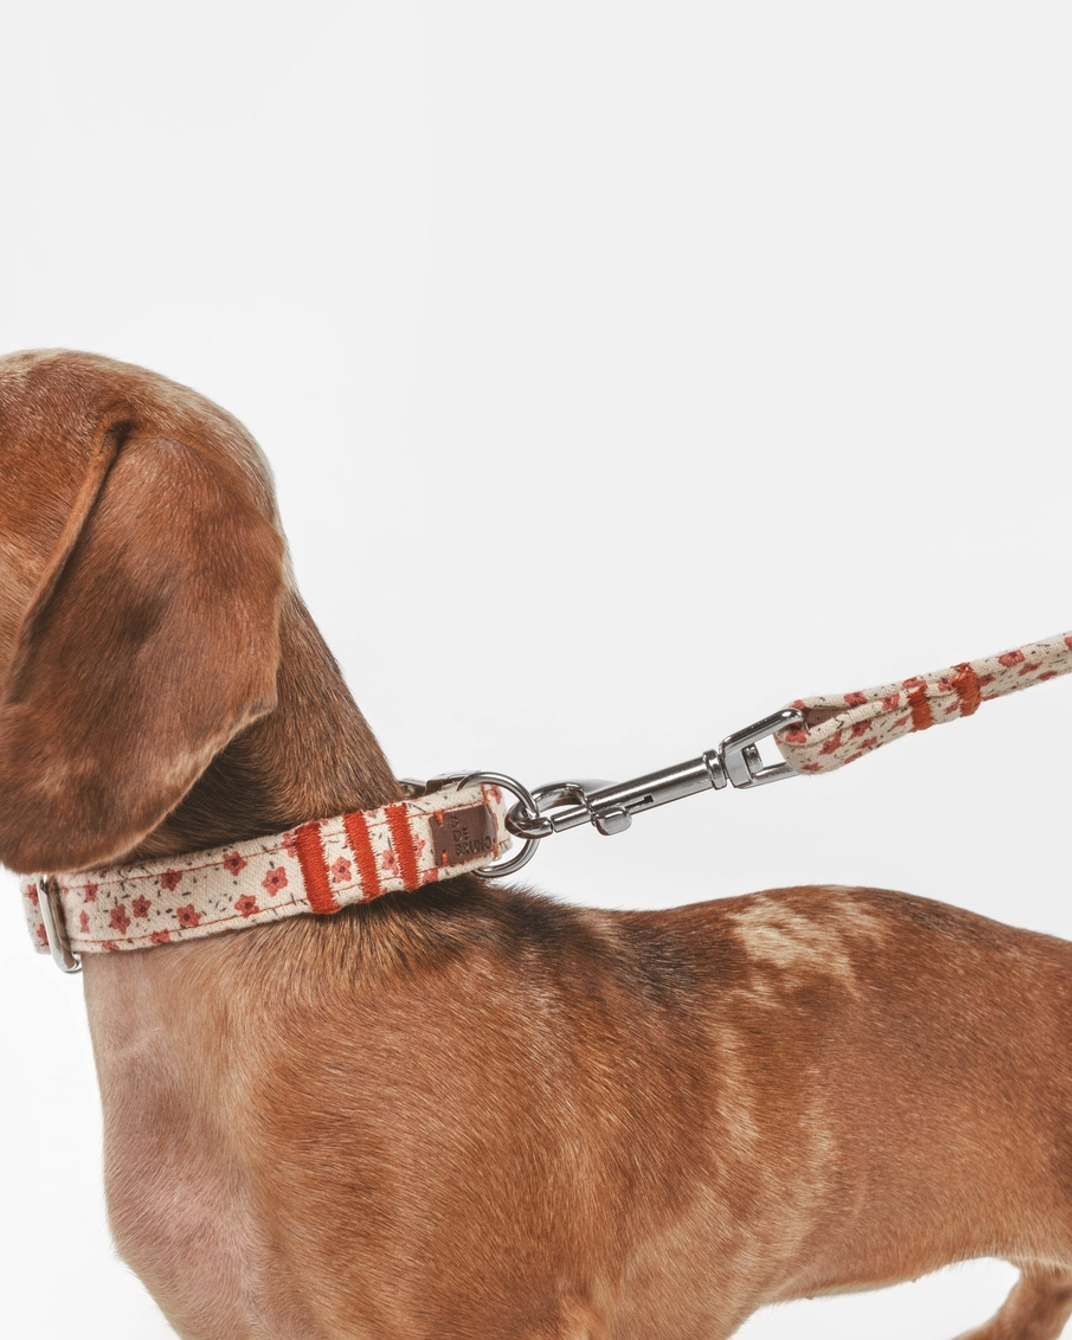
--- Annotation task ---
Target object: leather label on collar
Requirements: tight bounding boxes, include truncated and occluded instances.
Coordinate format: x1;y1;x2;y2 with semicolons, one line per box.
431;803;496;868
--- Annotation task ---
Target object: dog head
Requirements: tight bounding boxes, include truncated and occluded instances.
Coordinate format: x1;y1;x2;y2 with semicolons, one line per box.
0;350;286;875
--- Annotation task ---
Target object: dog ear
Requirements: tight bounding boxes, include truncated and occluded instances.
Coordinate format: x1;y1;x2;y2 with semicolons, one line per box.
0;428;285;874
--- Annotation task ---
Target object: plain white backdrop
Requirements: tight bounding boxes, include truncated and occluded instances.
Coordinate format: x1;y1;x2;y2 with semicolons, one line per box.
1;3;1070;1335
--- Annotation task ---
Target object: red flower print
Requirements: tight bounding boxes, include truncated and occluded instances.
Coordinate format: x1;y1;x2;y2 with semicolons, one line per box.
103;941;119;952
421;868;440;886
844;691;867;707
235;894;260;918
110;904;131;934
83;882;98;902
36;925;47;945
331;857;352;885
999;649;1025;668
150;930;172;945
379;831;425;873
80;911;90;934
132;895;152;919
281;832;299;859
262;867;288;895
486;785;502;805
160;869;183;892
176;905;201;929
26;883;39;906
223;851;247;876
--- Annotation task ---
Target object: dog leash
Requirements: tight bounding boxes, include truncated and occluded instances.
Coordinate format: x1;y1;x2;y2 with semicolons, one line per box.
25;628;1072;969
472;629;1072;876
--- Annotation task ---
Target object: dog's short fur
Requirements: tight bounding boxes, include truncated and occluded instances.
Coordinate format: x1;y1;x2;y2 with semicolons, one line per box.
2;349;1072;1340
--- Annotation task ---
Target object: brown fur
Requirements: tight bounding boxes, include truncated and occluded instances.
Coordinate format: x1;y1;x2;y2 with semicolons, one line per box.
2;349;1071;1340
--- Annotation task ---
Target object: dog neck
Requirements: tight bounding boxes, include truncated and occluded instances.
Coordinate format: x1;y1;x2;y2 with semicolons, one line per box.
127;591;404;864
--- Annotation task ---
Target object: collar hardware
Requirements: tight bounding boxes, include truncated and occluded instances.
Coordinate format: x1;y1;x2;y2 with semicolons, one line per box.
38;876;82;974
465;708;804;875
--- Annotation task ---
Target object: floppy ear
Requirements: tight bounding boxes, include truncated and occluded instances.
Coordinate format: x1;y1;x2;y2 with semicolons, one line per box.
0;431;284;874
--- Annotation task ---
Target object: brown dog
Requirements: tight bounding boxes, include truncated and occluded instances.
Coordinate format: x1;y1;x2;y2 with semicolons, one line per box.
2;348;1071;1340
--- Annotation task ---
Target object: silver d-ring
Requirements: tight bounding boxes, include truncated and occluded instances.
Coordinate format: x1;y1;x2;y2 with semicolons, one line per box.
456;771;547;877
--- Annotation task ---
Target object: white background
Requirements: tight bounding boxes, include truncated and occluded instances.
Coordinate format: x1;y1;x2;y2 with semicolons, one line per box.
1;3;1069;1336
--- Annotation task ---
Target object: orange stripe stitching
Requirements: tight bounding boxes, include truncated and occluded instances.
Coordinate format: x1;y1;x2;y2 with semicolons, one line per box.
343;810;382;900
294;821;339;915
386;804;421;889
951;662;981;717
902;677;934;732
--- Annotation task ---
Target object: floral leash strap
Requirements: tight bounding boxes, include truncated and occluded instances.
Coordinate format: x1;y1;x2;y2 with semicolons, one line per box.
772;630;1072;774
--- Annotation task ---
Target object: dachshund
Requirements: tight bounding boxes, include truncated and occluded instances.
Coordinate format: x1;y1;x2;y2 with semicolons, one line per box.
2;348;1071;1340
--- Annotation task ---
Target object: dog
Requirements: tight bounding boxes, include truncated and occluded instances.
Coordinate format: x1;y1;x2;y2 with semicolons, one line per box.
2;348;1071;1340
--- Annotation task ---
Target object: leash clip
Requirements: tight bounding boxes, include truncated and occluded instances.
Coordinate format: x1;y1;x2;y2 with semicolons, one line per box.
460;708;803;878
719;709;805;788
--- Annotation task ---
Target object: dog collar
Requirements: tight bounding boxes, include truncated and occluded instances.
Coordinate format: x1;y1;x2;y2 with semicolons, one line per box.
21;781;510;969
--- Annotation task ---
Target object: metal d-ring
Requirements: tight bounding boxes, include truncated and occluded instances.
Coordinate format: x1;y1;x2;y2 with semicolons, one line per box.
456;770;550;877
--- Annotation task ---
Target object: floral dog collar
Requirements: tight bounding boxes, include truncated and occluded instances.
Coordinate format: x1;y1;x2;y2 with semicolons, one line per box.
22;781;510;969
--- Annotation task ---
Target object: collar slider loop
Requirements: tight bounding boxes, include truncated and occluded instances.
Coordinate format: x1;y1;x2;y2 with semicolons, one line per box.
39;877;82;974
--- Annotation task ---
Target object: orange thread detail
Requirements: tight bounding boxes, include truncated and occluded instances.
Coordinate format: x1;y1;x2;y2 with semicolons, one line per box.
343;811;382;901
902;677;934;731
950;662;981;717
294;822;339;915
386;804;421;889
